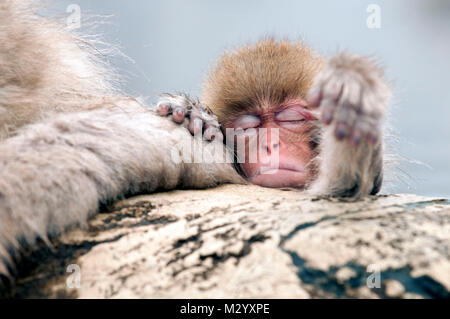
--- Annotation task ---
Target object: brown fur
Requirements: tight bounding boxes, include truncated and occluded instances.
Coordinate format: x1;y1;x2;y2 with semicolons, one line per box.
202;39;323;123
0;1;389;294
200;41;389;198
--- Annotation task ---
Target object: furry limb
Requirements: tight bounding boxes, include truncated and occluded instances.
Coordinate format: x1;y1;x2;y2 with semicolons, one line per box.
0;1;242;283
0;101;242;277
307;53;390;198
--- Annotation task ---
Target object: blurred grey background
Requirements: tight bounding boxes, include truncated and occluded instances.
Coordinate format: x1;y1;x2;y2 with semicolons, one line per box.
54;0;450;197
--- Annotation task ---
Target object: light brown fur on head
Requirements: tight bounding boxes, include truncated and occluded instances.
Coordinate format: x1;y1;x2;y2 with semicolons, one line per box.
201;38;324;123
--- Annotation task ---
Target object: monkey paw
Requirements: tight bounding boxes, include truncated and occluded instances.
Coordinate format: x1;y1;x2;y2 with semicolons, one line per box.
156;93;223;141
308;53;390;146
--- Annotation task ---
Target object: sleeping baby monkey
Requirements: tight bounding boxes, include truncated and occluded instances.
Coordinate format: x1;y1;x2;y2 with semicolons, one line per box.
0;1;390;289
156;39;389;197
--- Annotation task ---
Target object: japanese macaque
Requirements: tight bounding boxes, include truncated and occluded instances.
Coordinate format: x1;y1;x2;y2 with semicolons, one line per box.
157;40;389;196
0;1;389;291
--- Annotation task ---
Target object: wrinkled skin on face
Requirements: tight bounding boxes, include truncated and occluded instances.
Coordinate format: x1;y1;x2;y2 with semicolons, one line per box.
223;98;318;188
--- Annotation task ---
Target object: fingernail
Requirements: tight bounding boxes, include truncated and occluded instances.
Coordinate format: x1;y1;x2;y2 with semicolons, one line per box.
335;123;348;140
157;105;168;115
368;133;378;145
351;135;361;146
174;108;185;117
322;111;333;124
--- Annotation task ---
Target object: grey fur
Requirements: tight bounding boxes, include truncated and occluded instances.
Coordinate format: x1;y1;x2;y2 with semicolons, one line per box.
0;1;242;280
0;1;388;288
307;53;390;198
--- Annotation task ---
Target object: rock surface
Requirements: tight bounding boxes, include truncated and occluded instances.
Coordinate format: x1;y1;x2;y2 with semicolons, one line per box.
11;185;450;298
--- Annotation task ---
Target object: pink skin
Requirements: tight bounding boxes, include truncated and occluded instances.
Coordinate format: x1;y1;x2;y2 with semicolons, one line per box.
157;102;223;141
157;104;187;124
158;87;374;189
157;104;171;116
224;98;317;188
172;108;186;123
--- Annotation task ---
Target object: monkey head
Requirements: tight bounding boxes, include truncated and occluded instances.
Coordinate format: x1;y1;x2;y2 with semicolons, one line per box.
201;39;324;188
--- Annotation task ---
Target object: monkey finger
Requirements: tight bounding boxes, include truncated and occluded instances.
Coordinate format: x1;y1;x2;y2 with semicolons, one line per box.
338;81;362;109
366;130;379;145
355;111;381;146
157;103;172;116
349;127;365;146
307;88;323;108
334;102;358;140
204;127;222;141
189;117;204;135
172;107;186;123
320;98;338;125
323;79;343;101
335;122;351;141
350;118;371;147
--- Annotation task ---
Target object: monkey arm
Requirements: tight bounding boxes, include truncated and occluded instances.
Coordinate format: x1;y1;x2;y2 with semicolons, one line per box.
307;53;390;198
0;101;242;276
307;124;384;197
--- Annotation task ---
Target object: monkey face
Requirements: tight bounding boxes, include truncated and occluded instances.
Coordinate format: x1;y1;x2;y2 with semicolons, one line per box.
224;98;317;188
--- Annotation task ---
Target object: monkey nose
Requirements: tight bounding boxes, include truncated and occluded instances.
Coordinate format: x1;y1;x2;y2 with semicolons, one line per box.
263;142;279;153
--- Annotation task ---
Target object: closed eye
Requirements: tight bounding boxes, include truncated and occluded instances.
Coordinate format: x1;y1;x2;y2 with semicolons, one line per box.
233;114;261;129
275;107;306;127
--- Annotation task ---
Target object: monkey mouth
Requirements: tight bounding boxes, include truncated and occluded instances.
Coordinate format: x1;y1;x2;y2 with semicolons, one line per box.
259;161;304;174
248;162;309;188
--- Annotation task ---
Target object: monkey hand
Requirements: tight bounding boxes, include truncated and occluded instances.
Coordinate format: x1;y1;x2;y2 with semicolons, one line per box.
308;53;390;146
156;93;223;142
